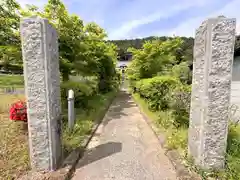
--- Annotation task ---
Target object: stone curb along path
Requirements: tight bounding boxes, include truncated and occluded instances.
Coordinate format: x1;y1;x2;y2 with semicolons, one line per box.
131;93;201;180
17;91;118;180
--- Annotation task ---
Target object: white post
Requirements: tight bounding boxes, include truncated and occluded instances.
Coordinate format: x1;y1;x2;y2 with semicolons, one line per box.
68;89;75;130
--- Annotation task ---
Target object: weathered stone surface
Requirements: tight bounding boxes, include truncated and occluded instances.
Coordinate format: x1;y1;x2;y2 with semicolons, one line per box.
20;17;62;171
189;17;236;169
188;20;208;163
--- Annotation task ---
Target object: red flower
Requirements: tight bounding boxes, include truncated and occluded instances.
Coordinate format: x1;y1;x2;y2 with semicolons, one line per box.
9;100;27;122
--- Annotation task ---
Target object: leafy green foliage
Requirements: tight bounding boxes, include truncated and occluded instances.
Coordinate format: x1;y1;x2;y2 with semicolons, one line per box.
62;90;116;156
1;0;118;92
60;80;98;109
169;85;191;128
127;35;190;127
136;76;179;111
126;38;183;81
171;62;192;84
0;0;22;72
166;128;188;150
0;0;20;45
111;34;240;63
125;37;191;152
223;123;240;179
127;32;240;179
0;1;118;178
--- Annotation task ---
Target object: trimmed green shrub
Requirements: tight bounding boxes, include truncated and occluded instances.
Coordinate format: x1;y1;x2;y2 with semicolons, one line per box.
136;76;179;111
169;84;191;128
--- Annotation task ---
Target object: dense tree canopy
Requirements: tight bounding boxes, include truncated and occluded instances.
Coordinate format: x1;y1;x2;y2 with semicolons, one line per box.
125;37;192;86
0;0;118;91
111;35;240;61
123;33;240;87
0;0;22;72
1;0;240;83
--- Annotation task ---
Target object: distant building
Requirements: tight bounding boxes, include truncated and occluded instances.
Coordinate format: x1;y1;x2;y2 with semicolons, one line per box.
232;56;240;81
117;60;131;69
231;55;240;122
124;52;133;61
118;52;133;61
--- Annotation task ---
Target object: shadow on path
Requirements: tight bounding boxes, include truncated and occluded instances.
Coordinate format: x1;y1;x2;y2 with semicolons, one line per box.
72;89;177;180
76;142;122;169
103;90;136;126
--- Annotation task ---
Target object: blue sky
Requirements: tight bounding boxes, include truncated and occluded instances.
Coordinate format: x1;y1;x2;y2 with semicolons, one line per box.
18;0;240;40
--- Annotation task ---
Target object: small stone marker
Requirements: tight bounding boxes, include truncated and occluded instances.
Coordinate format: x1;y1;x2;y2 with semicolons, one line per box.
189;16;236;169
20;17;62;171
68;89;75;130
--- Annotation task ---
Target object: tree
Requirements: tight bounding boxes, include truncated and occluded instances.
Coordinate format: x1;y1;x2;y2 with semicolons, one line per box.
126;37;183;81
0;0;20;45
0;0;22;72
19;0;118;86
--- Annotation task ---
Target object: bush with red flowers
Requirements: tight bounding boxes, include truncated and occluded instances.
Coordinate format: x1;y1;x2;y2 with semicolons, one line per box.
9;100;27;122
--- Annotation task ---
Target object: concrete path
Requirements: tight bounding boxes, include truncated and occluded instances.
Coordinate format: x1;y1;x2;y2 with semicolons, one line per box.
72;90;177;180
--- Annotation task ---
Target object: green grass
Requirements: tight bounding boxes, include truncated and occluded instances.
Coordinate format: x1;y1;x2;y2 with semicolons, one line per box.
0;74;98;88
0;74;24;87
62;90;117;156
224;124;240;179
132;93;188;153
0;94;30;180
133;93;240;180
0;73;118;178
0;77;117;179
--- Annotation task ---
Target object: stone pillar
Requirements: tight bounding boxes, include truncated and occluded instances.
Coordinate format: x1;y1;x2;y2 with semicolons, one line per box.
188;17;236;169
20;17;62;171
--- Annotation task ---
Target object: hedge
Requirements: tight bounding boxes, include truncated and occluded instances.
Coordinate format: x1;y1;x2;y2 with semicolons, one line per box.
133;75;191;128
135;76;179;111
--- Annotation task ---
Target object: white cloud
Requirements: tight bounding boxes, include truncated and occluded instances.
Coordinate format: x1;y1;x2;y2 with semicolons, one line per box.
166;0;240;37
108;0;212;39
16;0;239;39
